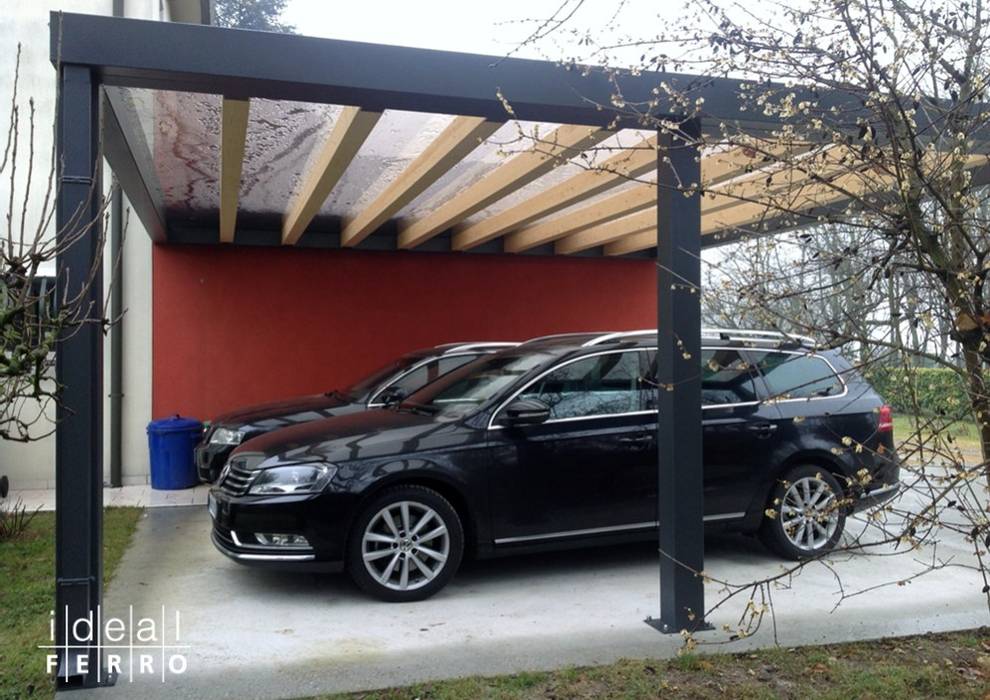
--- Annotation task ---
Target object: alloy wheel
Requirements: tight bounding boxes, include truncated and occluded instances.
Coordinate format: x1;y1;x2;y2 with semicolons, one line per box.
361;500;450;591
779;475;840;551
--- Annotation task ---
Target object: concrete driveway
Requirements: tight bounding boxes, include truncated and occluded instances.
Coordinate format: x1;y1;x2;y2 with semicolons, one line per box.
79;495;987;700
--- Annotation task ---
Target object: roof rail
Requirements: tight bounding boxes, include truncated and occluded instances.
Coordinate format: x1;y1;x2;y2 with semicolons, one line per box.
582;329;657;347
440;342;519;353
522;332;608;345
701;327;817;345
581;327;818;347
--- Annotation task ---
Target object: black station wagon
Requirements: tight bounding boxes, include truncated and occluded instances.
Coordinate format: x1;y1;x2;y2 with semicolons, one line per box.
208;329;900;601
195;341;516;482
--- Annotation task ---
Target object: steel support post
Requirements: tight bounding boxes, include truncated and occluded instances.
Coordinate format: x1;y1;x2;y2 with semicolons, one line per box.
647;123;709;634
54;63;112;689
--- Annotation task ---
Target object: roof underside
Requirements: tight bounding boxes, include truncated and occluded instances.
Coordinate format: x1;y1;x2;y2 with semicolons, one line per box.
58;11;949;258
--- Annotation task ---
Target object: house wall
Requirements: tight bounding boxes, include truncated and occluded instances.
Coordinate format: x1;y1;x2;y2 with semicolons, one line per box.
152;245;657;420
0;1;166;489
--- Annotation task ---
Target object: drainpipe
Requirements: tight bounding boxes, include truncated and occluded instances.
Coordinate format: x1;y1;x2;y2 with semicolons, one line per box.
109;0;125;487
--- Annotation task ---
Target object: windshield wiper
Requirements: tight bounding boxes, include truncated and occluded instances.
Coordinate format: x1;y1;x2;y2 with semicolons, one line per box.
324;389;352;401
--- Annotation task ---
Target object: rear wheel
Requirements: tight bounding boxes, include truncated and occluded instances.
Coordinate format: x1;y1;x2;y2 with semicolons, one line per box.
347;485;464;602
760;465;845;560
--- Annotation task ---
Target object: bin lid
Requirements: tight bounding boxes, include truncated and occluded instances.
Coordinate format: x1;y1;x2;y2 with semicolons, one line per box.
147;415;203;434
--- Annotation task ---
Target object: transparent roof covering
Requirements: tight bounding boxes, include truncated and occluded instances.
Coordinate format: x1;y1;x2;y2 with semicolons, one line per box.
110;86;673;254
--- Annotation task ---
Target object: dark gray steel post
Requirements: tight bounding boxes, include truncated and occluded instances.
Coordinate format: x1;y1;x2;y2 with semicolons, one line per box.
54;63;110;689
647;123;708;634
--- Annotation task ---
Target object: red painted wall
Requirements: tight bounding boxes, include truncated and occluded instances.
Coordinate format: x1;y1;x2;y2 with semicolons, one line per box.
152;245;657;420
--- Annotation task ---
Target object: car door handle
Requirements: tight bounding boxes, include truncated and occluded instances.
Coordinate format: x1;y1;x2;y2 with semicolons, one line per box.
747;422;778;438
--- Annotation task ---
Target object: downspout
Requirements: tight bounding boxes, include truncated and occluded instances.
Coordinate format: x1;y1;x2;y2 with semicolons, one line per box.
109;0;124;487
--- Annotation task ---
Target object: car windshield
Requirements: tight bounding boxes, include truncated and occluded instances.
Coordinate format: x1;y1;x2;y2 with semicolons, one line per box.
400;350;554;419
341;352;426;401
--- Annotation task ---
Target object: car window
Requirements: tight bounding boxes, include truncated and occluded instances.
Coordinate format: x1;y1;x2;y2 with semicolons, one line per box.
751;351;843;400
516;351;644;419
344;352;425;400
378;354;481;400
701;349;763;406
409;351;554;418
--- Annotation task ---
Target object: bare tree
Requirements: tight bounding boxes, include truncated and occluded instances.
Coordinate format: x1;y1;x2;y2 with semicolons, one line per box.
1;45;112;444
509;0;990;641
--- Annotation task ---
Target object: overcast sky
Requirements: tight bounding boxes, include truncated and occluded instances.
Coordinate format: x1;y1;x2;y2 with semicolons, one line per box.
281;1;668;63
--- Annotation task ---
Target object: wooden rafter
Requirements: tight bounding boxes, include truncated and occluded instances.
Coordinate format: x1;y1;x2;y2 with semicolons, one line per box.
397;124;608;250
604;229;655;256
504;183;656;253
219;98;250;243
282;107;381;245
341;116;500;247
452;136;658;251
506;142;804;254
554;208;656;254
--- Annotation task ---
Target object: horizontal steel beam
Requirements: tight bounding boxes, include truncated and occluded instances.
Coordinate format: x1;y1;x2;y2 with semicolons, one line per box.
166;224;656;259
51;12;803;129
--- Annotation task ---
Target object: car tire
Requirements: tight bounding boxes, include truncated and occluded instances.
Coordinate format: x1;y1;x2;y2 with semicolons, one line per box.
759;465;846;560
347;485;464;602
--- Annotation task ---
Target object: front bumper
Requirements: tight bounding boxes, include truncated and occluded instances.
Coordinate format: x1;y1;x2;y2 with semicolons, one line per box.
208;487;357;572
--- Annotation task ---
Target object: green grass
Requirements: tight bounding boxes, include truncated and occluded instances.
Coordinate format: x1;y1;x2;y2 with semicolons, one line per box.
892;414;983;453
0;507;143;700
308;629;990;700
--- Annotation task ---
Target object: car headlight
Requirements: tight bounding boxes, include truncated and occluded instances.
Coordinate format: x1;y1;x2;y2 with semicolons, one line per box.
210;427;245;446
248;463;336;495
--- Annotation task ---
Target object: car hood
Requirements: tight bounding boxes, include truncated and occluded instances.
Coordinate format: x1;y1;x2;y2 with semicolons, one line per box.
210;393;363;434
234;409;467;466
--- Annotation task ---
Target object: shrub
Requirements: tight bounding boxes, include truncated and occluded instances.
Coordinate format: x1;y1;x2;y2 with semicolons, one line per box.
0;498;39;541
865;367;972;419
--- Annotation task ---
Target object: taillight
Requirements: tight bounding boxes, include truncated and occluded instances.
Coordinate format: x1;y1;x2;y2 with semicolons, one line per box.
878;404;893;433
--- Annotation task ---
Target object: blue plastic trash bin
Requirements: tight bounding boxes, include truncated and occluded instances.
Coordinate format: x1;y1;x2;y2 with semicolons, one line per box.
147;415;203;490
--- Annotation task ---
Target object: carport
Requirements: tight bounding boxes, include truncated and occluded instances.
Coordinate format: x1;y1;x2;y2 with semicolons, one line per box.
51;11;828;689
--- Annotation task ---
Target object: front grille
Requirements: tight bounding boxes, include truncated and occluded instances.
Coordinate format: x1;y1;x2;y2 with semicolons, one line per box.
219;458;257;496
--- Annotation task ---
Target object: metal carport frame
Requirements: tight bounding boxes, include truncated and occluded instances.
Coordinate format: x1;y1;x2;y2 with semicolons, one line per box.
49;11;781;689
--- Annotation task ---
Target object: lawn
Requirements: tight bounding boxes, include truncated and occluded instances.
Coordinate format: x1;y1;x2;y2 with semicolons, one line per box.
311;629;990;700
0;507;143;700
891;414;983;454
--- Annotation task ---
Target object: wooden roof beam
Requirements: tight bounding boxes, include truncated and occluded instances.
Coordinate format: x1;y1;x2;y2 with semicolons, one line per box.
282;106;381;245
397;124;609;249
554;208;656;254
452;136;658;251
341;116;500;247
219;98;250;243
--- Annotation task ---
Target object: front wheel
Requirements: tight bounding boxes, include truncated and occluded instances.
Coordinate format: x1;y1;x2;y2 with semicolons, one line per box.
760;465;846;560
347;485;464;602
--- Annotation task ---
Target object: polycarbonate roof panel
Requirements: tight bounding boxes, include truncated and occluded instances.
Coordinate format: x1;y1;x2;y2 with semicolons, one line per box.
112;87;662;246
114;88;221;224
239;99;342;219
393;120;562;221
319;110;456;219
461;128;655;227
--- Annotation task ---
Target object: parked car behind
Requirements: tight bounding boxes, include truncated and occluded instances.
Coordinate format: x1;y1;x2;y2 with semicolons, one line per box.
208;329;900;601
195;342;516;482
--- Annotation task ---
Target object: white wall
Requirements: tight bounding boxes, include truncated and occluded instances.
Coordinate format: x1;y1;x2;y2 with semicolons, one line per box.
1;0;163;490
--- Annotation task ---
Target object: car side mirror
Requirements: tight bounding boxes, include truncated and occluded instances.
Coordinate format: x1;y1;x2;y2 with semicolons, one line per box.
498;398;551;427
378;387;407;406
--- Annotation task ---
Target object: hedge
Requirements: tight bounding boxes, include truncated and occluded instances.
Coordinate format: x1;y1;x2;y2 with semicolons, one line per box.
865;366;972;418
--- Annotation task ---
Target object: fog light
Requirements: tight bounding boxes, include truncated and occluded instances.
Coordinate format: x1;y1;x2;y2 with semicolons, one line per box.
254;533;310;548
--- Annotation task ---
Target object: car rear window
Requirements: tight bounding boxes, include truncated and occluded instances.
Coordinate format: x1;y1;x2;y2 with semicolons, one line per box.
701;349;762;406
751;352;843;400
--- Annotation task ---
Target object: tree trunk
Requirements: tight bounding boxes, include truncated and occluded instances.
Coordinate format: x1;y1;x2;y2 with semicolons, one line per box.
961;338;990;475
